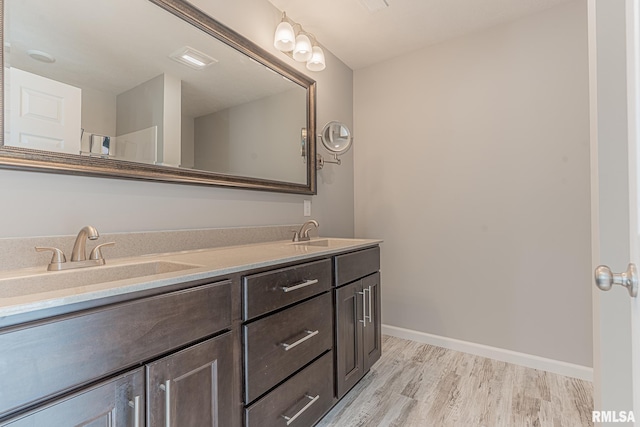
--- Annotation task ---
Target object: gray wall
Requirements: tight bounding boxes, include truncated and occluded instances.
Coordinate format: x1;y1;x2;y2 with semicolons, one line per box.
116;74;164;161
0;0;354;239
81;87;117;143
194;88;307;183
353;1;592;366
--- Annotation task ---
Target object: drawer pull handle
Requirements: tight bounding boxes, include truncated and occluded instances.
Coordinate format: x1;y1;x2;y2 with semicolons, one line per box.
128;395;141;427
365;286;373;324
281;279;319;293
160;380;171;427
281;329;319;351
281;394;320;425
358;290;367;327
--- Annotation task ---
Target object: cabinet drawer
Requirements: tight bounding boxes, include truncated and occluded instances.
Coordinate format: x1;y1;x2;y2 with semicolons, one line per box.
243;259;331;321
245;351;334;427
0;280;231;419
334;246;380;287
244;292;332;403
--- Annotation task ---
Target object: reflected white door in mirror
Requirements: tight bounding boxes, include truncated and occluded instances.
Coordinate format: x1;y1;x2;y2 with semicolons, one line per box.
8;68;82;154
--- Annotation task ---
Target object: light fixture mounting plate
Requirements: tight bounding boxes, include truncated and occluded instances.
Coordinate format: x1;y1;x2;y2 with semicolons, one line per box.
358;0;389;13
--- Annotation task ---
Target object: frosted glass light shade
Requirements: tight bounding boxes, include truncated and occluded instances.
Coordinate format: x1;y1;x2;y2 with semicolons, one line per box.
274;21;296;52
306;46;326;71
292;34;312;62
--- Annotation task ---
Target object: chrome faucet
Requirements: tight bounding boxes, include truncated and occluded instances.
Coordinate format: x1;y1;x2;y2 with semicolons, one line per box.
292;220;319;242
71;225;100;261
36;225;115;271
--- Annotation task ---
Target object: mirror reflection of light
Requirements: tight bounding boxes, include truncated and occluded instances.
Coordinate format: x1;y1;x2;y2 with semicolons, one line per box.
169;46;217;70
181;54;206;67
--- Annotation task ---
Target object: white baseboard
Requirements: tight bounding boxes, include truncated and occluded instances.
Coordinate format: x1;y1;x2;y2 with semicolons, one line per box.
382;324;593;382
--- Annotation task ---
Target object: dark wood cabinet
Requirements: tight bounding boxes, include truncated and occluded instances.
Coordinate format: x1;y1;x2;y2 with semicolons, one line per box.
243;293;333;403
1;243;381;427
0;280;235;427
334;249;382;400
0;281;231;419
334;246;380;287
1;368;145;427
243;259;332;321
147;332;234;427
363;272;382;372
4;332;234;427
335;280;365;399
245;351;334;427
242;259;335;426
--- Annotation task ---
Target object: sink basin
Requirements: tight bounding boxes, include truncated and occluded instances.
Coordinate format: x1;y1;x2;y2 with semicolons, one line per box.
0;261;203;299
292;239;332;247
289;238;363;248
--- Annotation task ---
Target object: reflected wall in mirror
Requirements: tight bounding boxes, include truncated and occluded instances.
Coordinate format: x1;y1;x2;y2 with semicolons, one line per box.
1;0;317;194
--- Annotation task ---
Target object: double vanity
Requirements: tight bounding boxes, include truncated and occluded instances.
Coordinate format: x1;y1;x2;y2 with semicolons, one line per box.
2;0;373;423
0;228;381;427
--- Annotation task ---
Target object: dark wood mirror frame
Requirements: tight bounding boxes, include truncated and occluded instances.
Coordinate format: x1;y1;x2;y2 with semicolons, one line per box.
0;0;317;194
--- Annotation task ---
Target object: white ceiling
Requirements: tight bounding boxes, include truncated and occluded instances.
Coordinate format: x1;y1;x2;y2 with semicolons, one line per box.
267;0;575;70
9;0;300;118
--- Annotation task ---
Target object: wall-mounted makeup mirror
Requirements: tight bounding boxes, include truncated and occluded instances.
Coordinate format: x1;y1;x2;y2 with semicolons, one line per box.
0;0;317;194
317;121;352;169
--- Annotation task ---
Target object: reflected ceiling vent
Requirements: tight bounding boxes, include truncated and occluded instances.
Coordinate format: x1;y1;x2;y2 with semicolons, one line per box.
357;0;389;13
169;46;218;70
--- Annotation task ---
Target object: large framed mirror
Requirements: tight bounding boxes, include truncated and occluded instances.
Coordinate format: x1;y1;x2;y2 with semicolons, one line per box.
0;0;317;194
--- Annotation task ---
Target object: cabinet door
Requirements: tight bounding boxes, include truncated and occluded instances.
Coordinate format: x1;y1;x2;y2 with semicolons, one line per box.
363;272;382;372
335;280;365;399
146;332;233;427
1;368;145;427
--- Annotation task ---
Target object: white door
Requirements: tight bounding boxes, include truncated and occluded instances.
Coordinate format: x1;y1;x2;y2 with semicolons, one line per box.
7;67;82;154
590;0;640;423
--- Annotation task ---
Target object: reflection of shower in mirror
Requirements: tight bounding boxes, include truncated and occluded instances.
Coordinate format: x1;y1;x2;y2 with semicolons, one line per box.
80;127;158;166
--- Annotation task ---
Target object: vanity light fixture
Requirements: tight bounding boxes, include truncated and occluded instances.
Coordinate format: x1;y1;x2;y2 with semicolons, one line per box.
274;12;326;72
273;13;296;52
307;46;326;72
292;33;312;62
169;46;218;70
358;0;390;13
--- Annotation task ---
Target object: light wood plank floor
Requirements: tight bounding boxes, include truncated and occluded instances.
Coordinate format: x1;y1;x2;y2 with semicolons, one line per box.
318;335;593;427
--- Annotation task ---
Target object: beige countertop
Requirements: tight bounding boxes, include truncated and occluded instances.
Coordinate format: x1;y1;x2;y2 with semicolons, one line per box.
0;237;381;319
